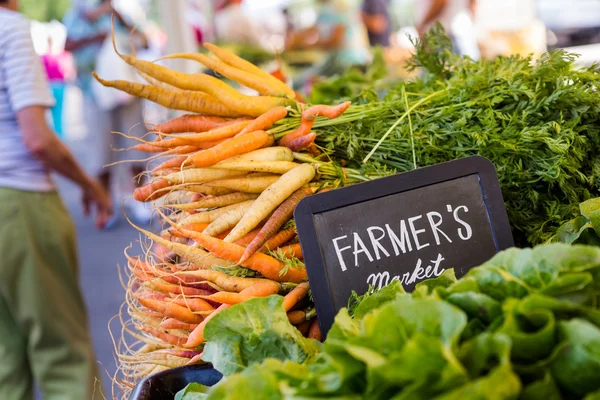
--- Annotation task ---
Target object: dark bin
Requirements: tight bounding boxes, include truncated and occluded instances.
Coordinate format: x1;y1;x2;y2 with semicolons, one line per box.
129;364;222;400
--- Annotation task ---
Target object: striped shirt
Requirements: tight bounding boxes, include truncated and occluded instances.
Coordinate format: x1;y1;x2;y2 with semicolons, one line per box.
0;9;55;191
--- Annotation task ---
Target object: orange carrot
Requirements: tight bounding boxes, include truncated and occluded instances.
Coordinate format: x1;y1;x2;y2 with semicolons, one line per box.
287;132;316;152
140;325;188;347
186;130;271;168
233;227;263;247
259;228;297;253
242;187;312;262
279;118;314;147
155;120;253;146
171;297;215;312
151;115;229;133
153;156;189;171
275;243;303;259
303;101;351;120
146;278;213;297
133;179;170;202
169;192;258;211
160;318;199;331
283;282;310;311
287;310;306;325
201;280;280;305
174;269;265;292
308;319;322;341
185;304;230;347
178;229;307;283
237;106;288;136
138;297;203;324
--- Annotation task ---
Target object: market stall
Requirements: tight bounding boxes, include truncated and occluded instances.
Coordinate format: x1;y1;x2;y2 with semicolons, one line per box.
94;27;600;400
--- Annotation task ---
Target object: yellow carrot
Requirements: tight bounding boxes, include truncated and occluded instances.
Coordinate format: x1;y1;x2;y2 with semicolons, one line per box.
224;164;316;242
167;192;258;211
203;175;280;193
164;168;246;185
204;43;296;99
217;146;293;164
213;161;300;174
92;73;238;116
203;200;255;237
178;200;256;225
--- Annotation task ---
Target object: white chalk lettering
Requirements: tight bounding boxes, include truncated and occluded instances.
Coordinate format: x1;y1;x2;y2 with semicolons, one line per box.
408;215;430;250
385;222;412;255
353;232;374;266
366;271;390;289
426;211;452;245
332;235;351;272
453;206;473;240
366;226;391;260
407;258;425;285
432;253;445;276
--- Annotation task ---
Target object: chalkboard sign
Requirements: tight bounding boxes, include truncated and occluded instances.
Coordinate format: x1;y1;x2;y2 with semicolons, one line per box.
294;156;513;336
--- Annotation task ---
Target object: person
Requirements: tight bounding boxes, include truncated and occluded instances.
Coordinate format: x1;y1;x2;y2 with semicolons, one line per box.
287;0;370;88
41;36;73;137
0;1;112;399
414;0;468;46
63;0;150;226
362;0;392;47
213;0;264;48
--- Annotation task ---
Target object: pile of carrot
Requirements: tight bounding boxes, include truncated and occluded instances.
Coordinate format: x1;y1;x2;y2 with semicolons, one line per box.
97;39;357;395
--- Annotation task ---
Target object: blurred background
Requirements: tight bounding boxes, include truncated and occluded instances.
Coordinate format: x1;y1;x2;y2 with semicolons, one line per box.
19;0;600;395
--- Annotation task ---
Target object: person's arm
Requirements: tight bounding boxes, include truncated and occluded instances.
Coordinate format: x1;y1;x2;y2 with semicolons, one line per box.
64;32;106;52
5;16;111;228
362;0;389;34
17;107;112;228
418;0;448;35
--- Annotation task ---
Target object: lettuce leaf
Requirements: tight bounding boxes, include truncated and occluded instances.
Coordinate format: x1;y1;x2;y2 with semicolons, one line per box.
202;295;321;376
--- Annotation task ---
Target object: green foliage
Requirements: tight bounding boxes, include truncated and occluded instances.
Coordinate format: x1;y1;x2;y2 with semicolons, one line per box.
551;198;600;246
305;27;600;246
19;0;70;22
178;244;600;400
201;295;321;376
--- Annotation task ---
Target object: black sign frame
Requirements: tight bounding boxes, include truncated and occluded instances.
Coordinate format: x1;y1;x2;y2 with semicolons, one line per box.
294;156;513;336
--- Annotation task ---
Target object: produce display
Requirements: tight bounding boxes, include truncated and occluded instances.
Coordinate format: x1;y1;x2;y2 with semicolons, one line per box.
94;26;600;398
175;243;600;399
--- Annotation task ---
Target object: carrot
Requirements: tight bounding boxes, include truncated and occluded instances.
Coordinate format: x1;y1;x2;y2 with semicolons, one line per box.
168;192;258;210
153;155;189;171
204;43;296;100
186;130;271;168
151;115;230;134
171;297;215;313
144;279;212;297
133;179;170;202
288;132;316;152
92;73;239;117
177;229;307;283
201;280;280;305
187;352;205;365
140;326;188;348
307;319;322;341
296;319;312;337
137;70;183;92
127;219;230;269
218;146;293;164
164;168;246;185
279;118;314;147
159;53;289;98
155;120;253;145
185;304;231;347
259;228;297;253
178;200;256;225
303;101;351;120
203;175;280;194
182;185;236;196
213;161;300;174
242;187;312;262
174;269;265;292
275;243;303;259
138;297;203;324
160;319;199;331
224;164;316;243
287;310;306;325
233;227;263;247
179;223;210;232
203;200;255;236
154;349;203;359
237;106;288;136
283;282;310;311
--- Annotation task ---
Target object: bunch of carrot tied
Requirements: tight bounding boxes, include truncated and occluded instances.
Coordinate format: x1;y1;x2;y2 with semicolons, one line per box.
95;38;359;392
